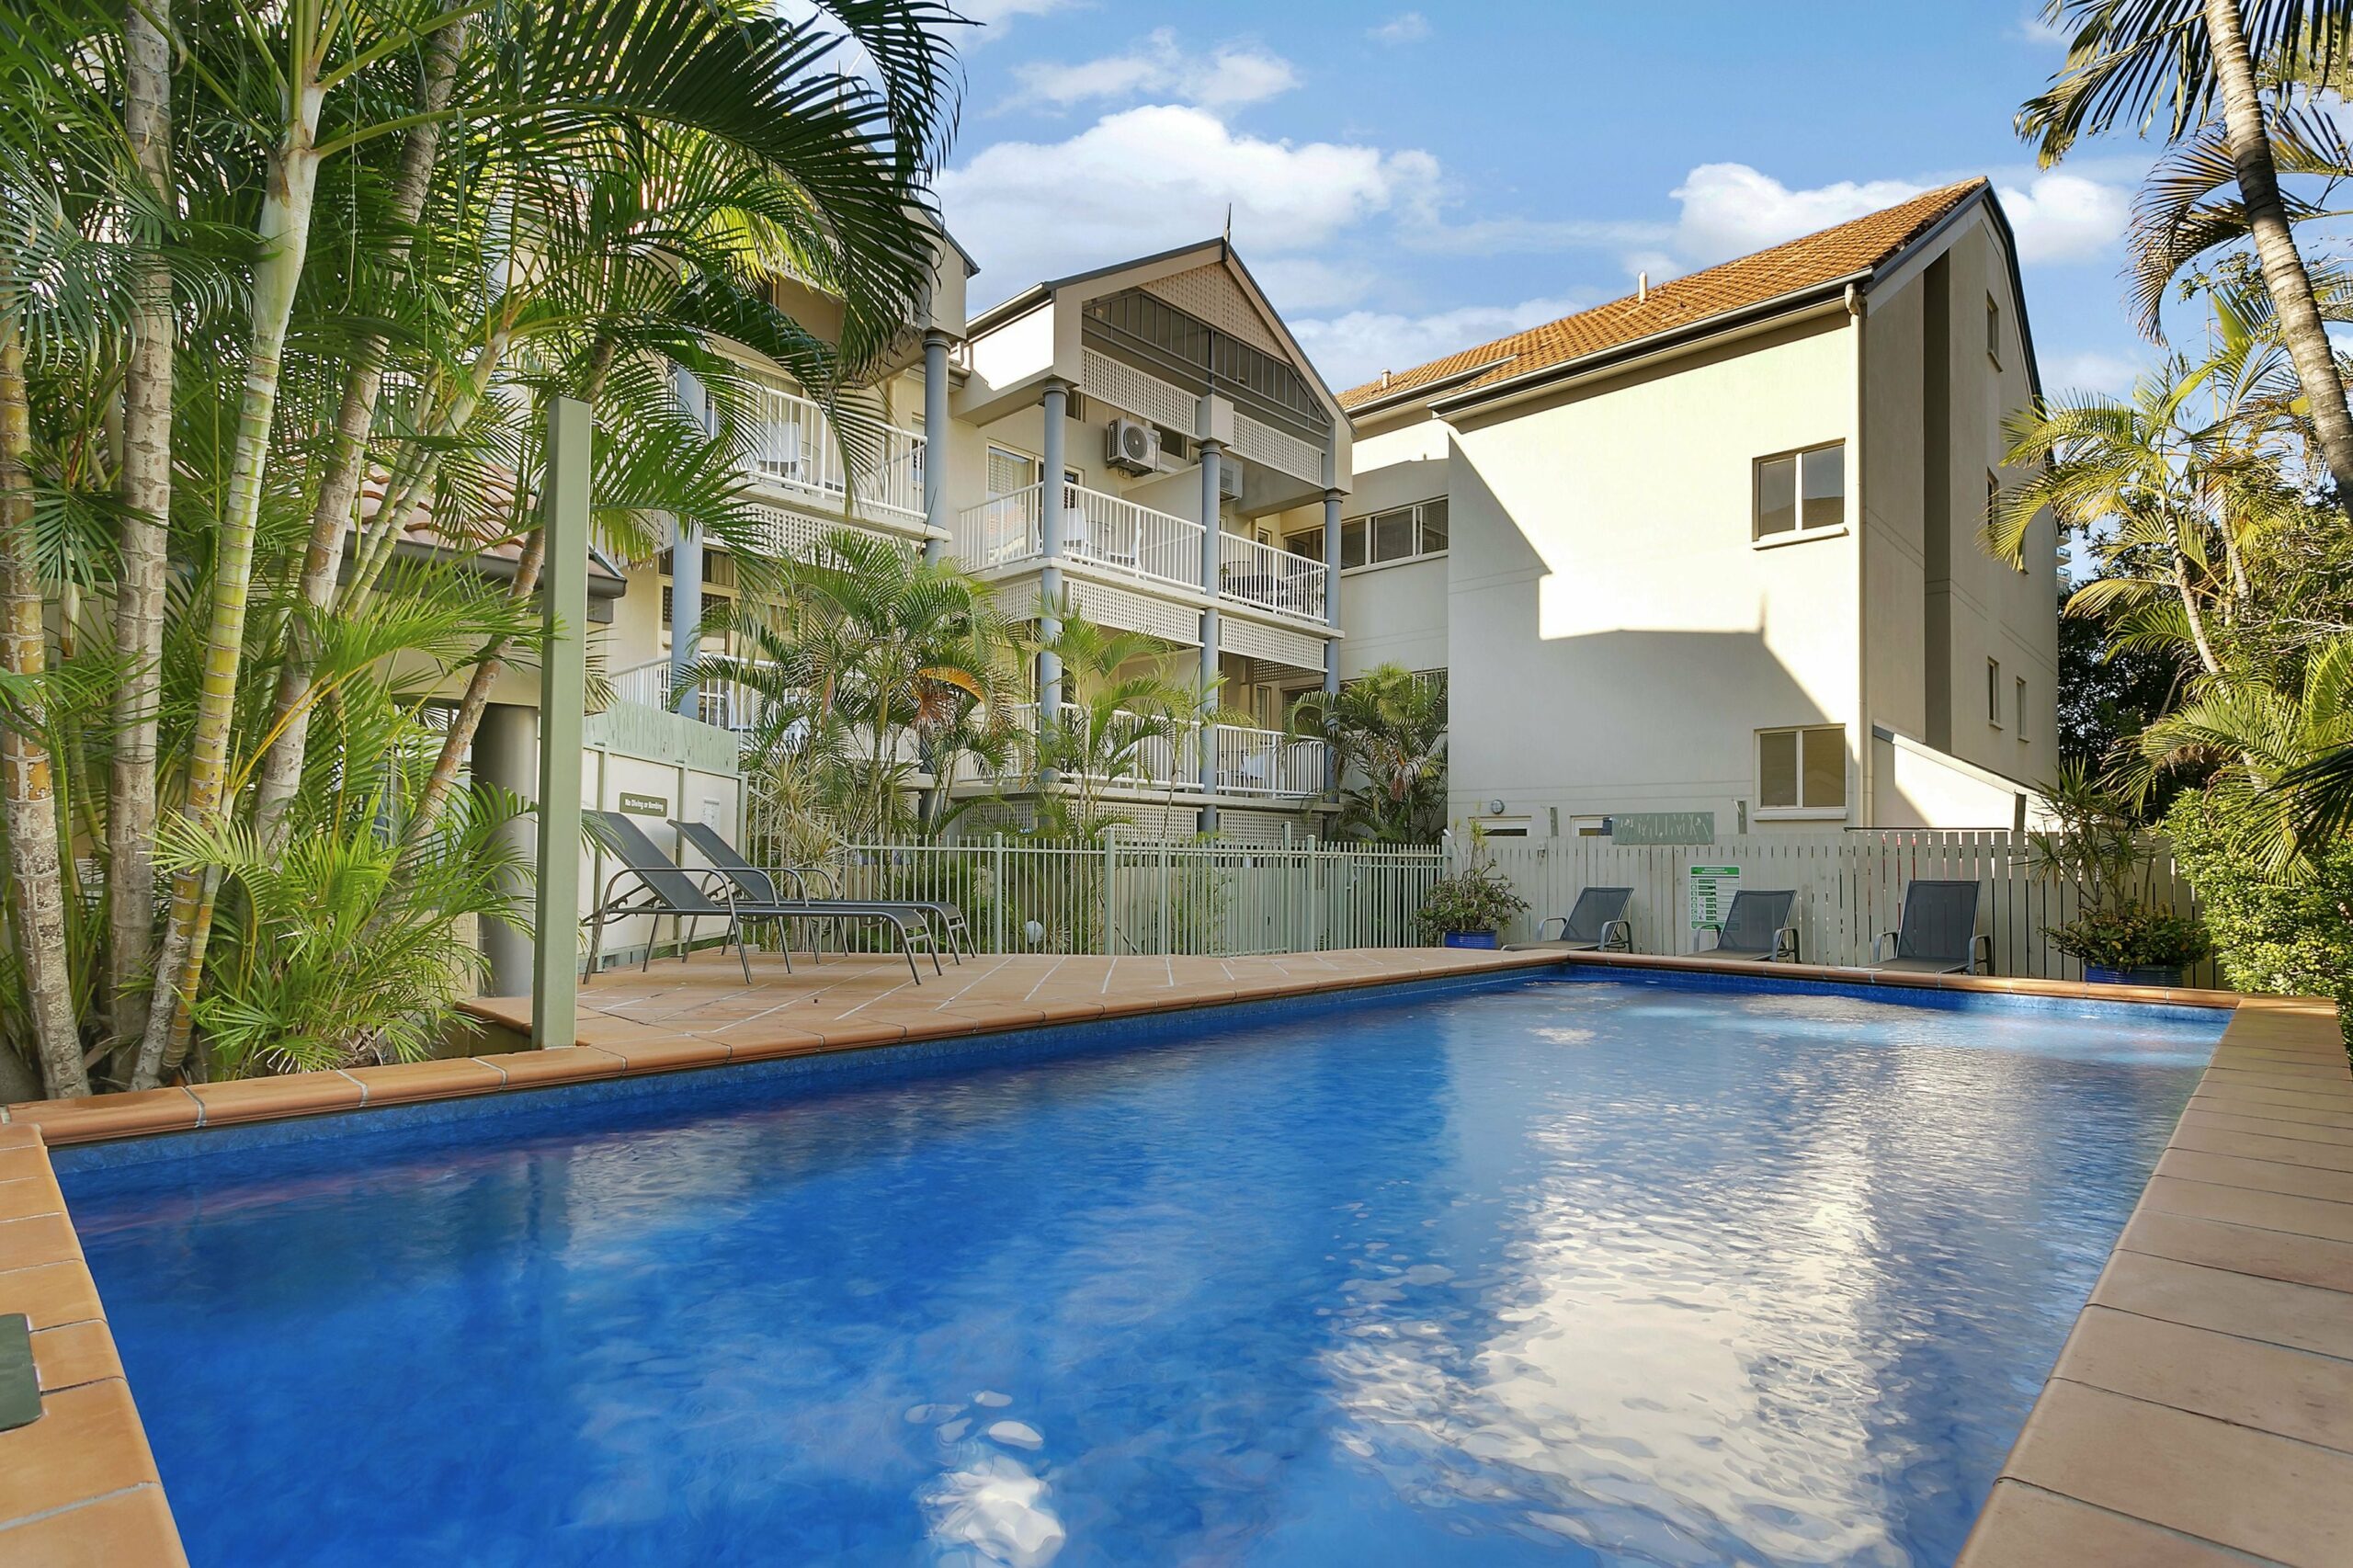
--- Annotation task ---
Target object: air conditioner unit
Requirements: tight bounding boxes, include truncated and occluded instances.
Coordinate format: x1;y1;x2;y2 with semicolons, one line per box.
1219;456;1245;501
1105;417;1160;474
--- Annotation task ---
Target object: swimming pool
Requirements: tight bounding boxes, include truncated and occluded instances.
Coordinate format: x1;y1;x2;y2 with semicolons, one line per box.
57;971;2222;1567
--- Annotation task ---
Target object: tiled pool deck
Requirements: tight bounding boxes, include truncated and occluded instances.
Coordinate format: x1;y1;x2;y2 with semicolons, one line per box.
1;946;2347;1564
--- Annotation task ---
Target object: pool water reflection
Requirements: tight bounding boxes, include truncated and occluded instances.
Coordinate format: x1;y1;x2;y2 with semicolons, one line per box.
62;976;2220;1566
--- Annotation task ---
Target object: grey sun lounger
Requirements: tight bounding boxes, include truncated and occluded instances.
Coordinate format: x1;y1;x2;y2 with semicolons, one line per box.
1506;886;1633;952
582;810;761;984
1870;879;1991;974
1697;889;1800;962
586;812;939;983
669;819;972;962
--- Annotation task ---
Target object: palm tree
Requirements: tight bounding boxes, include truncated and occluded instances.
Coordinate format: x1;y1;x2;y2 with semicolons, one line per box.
687;529;1016;842
1990;325;2300;685
1290;664;1448;842
2022;0;2353;499
1028;608;1224;836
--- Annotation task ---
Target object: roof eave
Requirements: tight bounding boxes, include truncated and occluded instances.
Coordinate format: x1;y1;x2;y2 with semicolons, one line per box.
1427;271;1872;418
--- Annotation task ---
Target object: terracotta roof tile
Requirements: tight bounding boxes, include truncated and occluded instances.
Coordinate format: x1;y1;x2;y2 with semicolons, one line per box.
1339;178;1988;413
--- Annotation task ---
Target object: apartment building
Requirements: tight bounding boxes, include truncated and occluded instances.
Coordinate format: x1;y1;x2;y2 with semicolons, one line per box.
555;233;1349;847
1330;178;2059;837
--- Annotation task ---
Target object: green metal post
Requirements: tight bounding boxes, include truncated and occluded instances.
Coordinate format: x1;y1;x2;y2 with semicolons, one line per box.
532;396;591;1049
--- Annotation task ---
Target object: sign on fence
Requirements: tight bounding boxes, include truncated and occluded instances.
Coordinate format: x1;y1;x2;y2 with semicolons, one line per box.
1687;865;1740;930
1613;812;1715;846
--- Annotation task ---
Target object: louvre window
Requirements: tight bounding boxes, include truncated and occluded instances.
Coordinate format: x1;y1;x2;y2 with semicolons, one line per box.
1336;498;1448;569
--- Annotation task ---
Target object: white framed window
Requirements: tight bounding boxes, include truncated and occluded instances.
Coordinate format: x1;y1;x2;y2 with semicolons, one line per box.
984;444;1038;498
1756;724;1847;815
1986;294;2002;367
2017;676;2028;744
1754;442;1845;541
1337;497;1448;570
1988;658;2003;728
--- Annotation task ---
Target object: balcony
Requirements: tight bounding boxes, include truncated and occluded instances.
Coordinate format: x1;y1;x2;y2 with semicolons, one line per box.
1005;703;1326;801
954;482;1330;626
741;381;926;526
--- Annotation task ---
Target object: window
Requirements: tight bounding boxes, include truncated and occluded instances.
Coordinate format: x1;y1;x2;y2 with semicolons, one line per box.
1754;443;1844;540
1986;294;2002;366
1287;525;1324;562
985;445;1038;498
1988;658;2003;728
2017;676;2028;743
1337;497;1449;570
1757;725;1847;812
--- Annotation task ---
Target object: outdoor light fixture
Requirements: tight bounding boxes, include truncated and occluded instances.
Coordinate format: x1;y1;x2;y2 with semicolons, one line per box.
1486;798;1506;815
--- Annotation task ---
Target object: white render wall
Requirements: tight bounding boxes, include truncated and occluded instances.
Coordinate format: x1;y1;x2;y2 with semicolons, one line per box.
1438;311;1863;833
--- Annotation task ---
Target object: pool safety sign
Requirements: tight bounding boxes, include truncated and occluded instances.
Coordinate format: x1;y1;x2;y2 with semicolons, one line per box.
1688;865;1740;930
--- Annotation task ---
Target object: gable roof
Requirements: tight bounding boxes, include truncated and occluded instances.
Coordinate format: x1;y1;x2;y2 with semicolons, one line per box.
1339;178;1993;415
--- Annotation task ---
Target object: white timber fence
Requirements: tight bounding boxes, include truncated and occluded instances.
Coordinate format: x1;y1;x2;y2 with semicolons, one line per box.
741;833;1444;958
1467;829;2215;986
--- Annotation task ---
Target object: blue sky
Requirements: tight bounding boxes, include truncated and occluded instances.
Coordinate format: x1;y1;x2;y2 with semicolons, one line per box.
934;2;2160;395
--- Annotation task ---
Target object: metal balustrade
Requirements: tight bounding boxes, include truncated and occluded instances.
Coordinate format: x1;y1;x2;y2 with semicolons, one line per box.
742;381;925;523
1217;531;1327;620
1210;723;1326;798
954;482;1204;594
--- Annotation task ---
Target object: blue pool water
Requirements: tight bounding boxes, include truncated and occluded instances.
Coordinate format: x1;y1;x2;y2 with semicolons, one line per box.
59;974;2222;1567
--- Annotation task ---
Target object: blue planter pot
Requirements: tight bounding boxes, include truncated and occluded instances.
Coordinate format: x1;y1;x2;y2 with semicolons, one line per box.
2086;964;2183;988
1443;931;1499;949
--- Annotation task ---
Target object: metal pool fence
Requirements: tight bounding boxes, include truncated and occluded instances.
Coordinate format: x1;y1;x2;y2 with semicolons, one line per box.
1472;829;2215;986
773;835;1446;957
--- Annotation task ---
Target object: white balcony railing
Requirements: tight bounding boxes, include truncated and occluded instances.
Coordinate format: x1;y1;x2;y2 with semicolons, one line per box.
609;659;765;733
1013;702;1199;790
1000;703;1325;800
1211;723;1327;798
1218;532;1327;621
956;484;1330;626
743;381;926;523
954;482;1205;594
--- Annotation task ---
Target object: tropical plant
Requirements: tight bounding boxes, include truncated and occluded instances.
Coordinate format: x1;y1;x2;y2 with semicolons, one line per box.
688;528;1016;842
1417;858;1528;939
2022;0;2353;498
0;0;964;1098
1290;664;1447;843
2024;762;2214;971
2170;787;2353;1040
1028;606;1227;838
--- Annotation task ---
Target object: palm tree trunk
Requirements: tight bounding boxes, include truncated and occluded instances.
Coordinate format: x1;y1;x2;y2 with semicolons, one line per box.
134;106;325;1089
0;322;87;1098
401;336;618;848
251;19;466;847
2204;0;2353;501
107;0;172;1064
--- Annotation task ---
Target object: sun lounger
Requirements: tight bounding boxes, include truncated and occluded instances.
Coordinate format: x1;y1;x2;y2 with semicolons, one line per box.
1506;886;1633;952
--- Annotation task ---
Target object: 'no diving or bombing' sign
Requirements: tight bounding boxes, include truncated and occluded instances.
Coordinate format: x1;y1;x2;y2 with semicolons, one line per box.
1688;865;1740;930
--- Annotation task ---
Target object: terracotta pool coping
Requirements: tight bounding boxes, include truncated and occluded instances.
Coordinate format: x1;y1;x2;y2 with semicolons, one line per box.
0;1122;188;1563
3;947;2342;1564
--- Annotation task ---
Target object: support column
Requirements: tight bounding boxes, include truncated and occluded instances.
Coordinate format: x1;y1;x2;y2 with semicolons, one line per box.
668;371;707;718
532;396;591;1050
922;330;950;565
1323;487;1345;793
1037;378;1071;723
476;702;536;996
1198;439;1223;833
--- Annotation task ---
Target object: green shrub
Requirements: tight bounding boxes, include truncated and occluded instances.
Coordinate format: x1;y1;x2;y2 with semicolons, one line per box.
1419;861;1528;938
2168;790;2353;1045
2045;904;2212;970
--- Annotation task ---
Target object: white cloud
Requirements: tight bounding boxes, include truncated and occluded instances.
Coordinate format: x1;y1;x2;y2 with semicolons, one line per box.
2007;11;2069;46
1998;172;2131;263
2043;349;2142;396
1666;162;2127;268
1007;28;1298;111
1290;296;1589;391
941;105;1439;303
959;0;1083;25
1370;12;1431;44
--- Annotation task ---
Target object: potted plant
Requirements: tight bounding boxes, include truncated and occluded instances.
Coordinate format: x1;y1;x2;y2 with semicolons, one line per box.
1420;836;1529;949
2026;764;2213;986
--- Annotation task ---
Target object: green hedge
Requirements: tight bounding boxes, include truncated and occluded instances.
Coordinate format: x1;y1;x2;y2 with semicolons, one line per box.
2167;790;2353;1048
